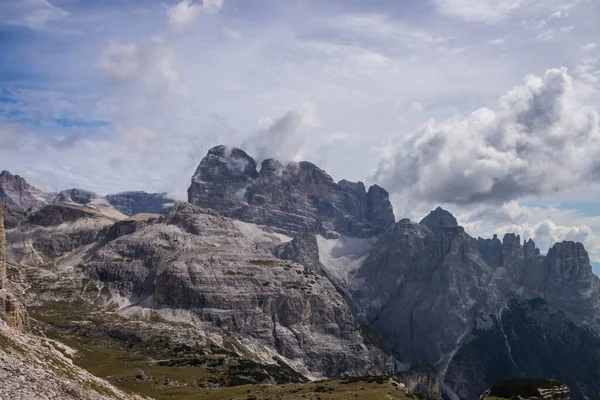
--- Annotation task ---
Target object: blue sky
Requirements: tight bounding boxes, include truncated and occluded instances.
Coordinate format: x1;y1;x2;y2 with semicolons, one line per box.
1;0;600;271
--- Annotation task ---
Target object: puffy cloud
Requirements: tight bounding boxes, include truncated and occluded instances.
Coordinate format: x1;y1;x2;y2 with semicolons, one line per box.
582;43;598;51
167;0;224;31
245;102;321;163
374;68;600;204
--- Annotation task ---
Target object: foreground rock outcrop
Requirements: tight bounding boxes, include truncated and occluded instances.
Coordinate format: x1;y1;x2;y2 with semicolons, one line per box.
480;378;570;400
0;319;145;400
188;145;395;238
0;202;28;331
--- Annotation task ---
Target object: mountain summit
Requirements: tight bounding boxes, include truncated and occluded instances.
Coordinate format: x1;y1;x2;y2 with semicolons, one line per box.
420;206;459;228
188;145;395;238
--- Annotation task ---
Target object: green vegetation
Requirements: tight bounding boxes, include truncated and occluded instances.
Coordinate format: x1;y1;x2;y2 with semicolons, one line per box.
198;377;410;400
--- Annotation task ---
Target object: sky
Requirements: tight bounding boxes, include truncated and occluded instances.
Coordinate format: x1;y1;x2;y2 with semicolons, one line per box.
0;0;599;271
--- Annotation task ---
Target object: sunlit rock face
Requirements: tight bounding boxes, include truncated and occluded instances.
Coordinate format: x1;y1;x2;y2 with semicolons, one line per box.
187;145;395;238
0;171;55;212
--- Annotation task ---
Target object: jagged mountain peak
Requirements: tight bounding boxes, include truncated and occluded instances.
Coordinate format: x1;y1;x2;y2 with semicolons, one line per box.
188;145;395;237
419;206;459;229
0;170;55;212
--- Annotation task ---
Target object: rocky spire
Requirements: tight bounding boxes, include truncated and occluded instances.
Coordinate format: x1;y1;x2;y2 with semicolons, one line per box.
0;201;5;290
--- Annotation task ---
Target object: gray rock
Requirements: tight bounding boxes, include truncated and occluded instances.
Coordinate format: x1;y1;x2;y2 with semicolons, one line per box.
187;145;395;238
273;233;325;276
106;191;177;216
349;207;600;400
0;171;55;212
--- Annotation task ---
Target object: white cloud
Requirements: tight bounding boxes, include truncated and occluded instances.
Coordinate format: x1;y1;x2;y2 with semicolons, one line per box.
245;102;321;163
0;0;69;29
582;43;598;51
536;29;554;41
374;68;600;204
434;0;535;23
549;10;568;19
488;38;505;45
559;26;574;33
96;38;178;87
167;0;224;31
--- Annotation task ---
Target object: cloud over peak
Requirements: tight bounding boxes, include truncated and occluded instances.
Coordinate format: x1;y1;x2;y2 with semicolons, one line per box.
167;0;224;31
375;67;600;204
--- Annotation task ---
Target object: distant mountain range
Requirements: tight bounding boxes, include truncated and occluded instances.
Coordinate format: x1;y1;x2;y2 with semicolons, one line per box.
1;145;600;400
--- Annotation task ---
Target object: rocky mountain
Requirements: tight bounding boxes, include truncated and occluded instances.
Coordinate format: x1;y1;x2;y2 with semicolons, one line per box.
347;207;600;400
188;145;395;238
106;191;176;216
0;170;55;212
4;200;392;382
1;171;175;220
3;146;600;400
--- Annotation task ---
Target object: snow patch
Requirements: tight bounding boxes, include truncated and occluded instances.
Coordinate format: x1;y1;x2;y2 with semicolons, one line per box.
233;220;292;248
316;235;375;284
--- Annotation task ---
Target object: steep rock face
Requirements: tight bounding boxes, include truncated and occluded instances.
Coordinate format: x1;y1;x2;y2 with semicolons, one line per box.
477;234;600;329
273;233;325;276
187;146;395;238
74;203;392;378
349;215;497;371
0;170;55;211
398;364;441;399
0;202;28;331
0;290;28;331
446;300;594;400
351;207;600;400
106;191;176;216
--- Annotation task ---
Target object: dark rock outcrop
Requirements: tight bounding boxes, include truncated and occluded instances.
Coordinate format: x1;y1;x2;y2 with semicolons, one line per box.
420;206;458;229
350;212;495;371
28;204;99;227
480;378;570;400
187;145;395;238
106;191;176;216
350;207;600;400
448;299;587;400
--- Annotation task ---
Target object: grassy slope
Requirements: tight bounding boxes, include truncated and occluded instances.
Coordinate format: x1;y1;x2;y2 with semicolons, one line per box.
29;301;410;400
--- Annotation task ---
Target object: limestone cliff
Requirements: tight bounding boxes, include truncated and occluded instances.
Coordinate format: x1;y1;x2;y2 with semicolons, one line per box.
188;145;395;238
